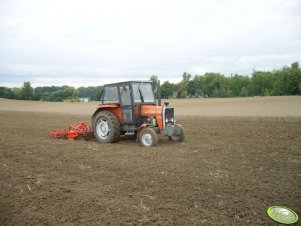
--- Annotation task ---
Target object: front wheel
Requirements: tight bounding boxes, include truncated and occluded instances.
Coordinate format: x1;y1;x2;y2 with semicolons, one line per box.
169;125;184;142
139;127;158;147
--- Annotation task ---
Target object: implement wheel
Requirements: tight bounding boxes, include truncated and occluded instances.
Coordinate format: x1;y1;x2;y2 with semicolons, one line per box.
93;111;120;143
139;127;158;147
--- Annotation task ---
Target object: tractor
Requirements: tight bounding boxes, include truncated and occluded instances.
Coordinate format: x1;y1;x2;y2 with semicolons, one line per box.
91;81;184;147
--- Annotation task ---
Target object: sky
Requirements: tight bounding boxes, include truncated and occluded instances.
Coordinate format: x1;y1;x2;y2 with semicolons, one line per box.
0;0;300;87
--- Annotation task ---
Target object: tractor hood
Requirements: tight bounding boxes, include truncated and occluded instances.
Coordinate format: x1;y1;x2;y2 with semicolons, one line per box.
140;105;163;117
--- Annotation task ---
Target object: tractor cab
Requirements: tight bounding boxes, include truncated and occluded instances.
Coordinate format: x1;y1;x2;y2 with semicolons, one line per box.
100;81;156;124
101;81;155;104
92;81;184;147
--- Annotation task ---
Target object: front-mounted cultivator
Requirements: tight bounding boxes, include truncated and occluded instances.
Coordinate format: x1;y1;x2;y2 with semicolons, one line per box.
50;121;93;141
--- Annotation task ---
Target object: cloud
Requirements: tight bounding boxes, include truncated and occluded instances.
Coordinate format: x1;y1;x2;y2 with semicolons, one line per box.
0;0;300;87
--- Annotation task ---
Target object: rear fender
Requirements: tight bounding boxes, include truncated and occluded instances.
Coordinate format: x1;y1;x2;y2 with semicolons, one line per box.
92;104;122;124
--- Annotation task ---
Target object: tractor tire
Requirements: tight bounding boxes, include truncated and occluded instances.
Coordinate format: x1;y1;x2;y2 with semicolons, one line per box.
169;125;184;142
93;111;120;143
139;127;158;147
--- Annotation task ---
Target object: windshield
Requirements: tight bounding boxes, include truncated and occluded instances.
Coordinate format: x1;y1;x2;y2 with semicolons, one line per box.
132;82;155;103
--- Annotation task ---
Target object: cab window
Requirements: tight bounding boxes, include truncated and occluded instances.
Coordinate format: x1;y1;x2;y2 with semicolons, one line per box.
132;83;155;103
103;86;118;104
119;85;132;105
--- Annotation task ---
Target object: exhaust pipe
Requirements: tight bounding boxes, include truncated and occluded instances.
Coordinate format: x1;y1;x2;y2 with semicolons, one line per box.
158;80;161;106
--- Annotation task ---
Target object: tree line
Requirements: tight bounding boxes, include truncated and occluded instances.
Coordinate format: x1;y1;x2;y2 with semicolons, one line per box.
0;62;300;101
0;83;102;102
155;61;301;98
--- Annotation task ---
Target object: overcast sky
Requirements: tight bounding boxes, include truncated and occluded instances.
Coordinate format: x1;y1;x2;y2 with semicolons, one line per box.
0;0;300;87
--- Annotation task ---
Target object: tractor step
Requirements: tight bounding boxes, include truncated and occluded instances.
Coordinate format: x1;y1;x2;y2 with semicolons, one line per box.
124;132;135;136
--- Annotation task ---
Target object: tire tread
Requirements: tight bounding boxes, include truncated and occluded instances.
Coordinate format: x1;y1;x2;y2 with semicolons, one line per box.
93;110;120;143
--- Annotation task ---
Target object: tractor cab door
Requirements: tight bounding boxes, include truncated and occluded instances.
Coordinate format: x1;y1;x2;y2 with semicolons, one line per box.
119;84;134;123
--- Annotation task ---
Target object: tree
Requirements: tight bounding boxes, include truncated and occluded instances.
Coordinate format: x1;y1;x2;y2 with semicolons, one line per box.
239;87;248;97
271;70;287;95
187;76;202;97
89;86;103;101
161;81;176;98
203;72;227;97
21;82;34;100
12;88;23;99
185;75;205;97
150;75;160;98
287;62;301;95
0;87;14;99
78;86;103;101
229;74;250;96
176;72;192;98
251;71;274;96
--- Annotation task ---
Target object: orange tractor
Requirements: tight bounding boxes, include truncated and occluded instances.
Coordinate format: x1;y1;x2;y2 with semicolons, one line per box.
91;81;184;147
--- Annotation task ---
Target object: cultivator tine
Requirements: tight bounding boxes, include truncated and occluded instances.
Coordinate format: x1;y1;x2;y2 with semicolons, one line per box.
50;121;93;141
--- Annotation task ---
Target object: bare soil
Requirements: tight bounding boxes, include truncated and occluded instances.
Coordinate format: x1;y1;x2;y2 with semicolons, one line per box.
0;97;300;225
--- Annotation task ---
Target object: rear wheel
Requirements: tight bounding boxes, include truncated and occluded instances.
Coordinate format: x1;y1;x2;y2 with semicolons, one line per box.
169;125;184;142
139;127;158;147
93;111;120;143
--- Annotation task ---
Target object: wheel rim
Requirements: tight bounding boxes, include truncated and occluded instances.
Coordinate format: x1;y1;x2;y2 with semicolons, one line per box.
171;135;179;140
141;133;152;147
96;119;110;139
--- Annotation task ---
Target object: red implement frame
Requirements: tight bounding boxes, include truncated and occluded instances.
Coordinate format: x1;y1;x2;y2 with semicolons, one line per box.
50;121;92;141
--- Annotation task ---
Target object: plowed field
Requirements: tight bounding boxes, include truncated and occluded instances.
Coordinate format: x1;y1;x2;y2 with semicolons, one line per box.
1;97;300;225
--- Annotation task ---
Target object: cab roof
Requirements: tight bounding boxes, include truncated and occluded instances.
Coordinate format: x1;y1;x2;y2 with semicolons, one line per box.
103;81;152;87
